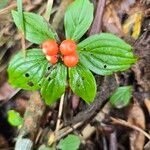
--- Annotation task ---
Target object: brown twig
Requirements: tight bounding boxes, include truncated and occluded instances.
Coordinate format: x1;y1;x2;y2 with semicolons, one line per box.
89;0;106;35
111;117;150;140
55;122;83;141
55;94;65;132
109;131;117;150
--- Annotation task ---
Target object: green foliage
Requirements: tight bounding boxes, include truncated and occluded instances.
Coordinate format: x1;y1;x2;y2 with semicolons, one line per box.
41;63;67;105
78;33;137;75
110;86;132;108
12;10;56;44
8;0;137;105
69;64;96;103
64;0;94;41
8;49;50;90
8;110;23;127
57;134;80;150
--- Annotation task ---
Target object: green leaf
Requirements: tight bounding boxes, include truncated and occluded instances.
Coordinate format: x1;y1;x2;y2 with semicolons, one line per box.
69;64;96;103
12;10;56;44
41;63;67;105
57;134;80;150
78;33;137;75
38;145;54;150
8;110;23;127
64;0;94;42
110;86;132;108
8;49;50;90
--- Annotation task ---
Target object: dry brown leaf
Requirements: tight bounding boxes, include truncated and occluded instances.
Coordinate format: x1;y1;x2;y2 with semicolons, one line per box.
102;0;137;36
102;0;146;38
127;102;145;150
102;4;123;36
123;11;143;39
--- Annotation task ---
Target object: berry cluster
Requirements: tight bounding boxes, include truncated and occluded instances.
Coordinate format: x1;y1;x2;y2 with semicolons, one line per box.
42;39;79;67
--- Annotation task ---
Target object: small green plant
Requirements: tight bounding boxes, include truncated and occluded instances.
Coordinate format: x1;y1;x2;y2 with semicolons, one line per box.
57;134;80;150
8;0;137;105
7;110;23;127
110;86;132;108
38;134;80;150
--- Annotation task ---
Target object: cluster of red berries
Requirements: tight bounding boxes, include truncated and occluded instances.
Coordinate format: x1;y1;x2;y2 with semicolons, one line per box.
42;39;79;67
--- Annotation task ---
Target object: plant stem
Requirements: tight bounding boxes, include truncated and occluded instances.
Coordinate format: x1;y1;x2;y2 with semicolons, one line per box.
21;31;26;57
89;0;106;35
17;0;26;57
56;122;83;141
111;117;150;140
55;94;65;132
44;0;54;22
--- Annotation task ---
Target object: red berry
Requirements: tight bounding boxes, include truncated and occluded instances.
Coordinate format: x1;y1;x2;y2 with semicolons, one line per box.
63;54;79;67
60;39;77;55
42;40;58;55
46;55;58;65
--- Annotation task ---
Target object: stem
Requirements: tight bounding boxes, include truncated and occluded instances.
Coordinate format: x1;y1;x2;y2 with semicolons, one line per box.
44;0;54;22
89;0;106;35
55;94;65;132
56;122;83;141
21;31;26;57
111;117;150;140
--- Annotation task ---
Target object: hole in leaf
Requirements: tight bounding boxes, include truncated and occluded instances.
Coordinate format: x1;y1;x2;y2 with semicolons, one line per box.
27;82;34;87
48;77;51;82
104;65;107;68
25;73;30;77
47;66;51;70
77;83;80;87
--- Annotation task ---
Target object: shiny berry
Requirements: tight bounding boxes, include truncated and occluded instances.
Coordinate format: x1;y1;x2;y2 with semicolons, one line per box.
42;40;58;55
60;39;77;55
63;54;79;67
46;55;58;65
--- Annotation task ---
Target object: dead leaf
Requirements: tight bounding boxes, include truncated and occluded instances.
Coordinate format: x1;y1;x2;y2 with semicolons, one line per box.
102;0;146;38
127;102;145;150
103;4;123;36
123;11;143;39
